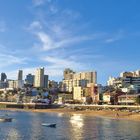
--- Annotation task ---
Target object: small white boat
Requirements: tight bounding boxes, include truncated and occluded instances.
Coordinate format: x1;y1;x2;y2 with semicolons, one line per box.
42;123;56;127
0;115;12;122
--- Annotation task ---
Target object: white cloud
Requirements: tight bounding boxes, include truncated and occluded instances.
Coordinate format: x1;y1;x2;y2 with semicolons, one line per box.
0;54;27;68
32;0;45;6
105;30;124;43
35;31;96;51
49;5;58;14
5;54;86;80
62;9;81;19
50;25;67;38
35;32;53;50
28;21;42;30
29;0;97;51
55;35;95;48
32;55;84;77
105;37;119;43
42;56;84;70
32;0;52;6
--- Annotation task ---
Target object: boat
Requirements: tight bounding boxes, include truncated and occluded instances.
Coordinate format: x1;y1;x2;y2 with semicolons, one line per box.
42;123;56;127
0;115;12;122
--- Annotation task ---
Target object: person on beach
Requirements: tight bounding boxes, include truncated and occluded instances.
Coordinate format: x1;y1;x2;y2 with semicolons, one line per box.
116;113;119;118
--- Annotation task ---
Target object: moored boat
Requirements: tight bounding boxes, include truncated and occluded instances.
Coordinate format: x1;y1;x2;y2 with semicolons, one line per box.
42;123;56;127
0;118;12;122
0;115;12;122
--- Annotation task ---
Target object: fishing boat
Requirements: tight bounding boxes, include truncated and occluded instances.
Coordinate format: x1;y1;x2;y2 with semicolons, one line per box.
42;123;56;127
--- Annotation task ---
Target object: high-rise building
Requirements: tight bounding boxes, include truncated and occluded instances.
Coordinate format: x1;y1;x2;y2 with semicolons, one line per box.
18;70;23;80
25;74;34;85
79;71;97;83
1;73;7;82
62;68;97;92
63;68;75;80
44;75;48;88
120;72;133;78
34;67;44;87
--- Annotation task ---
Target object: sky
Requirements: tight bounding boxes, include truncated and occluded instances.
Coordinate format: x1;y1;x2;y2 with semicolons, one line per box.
0;0;140;85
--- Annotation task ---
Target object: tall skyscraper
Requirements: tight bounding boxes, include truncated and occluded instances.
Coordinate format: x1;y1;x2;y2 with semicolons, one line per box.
18;70;23;80
34;67;44;87
25;74;34;85
1;73;7;82
44;75;49;88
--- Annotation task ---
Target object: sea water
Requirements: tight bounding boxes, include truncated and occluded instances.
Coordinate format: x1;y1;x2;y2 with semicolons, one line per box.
0;110;139;140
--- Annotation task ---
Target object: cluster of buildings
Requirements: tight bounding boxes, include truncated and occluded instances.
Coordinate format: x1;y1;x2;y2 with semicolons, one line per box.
58;69;140;105
58;68;103;104
0;68;54;103
0;67;49;90
0;67;140;105
107;70;140;93
104;70;140;105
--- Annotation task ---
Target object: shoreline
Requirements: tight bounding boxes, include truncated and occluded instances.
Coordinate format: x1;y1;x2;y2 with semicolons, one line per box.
1;108;140;122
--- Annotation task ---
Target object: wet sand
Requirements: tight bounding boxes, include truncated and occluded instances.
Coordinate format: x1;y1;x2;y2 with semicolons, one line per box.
1;108;140;122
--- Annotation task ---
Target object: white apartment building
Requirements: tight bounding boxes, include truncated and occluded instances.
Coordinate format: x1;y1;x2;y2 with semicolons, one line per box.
34;67;44;88
73;86;83;100
107;76;116;86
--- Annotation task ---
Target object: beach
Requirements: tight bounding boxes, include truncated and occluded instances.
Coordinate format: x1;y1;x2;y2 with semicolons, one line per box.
1;107;140;122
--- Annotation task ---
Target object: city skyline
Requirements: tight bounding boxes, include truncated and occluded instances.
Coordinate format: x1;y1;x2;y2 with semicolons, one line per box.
0;0;140;84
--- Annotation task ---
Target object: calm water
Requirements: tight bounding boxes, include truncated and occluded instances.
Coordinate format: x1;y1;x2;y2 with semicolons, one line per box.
0;110;140;140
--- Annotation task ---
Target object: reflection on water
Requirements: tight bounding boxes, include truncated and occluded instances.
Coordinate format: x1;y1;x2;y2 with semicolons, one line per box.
70;114;84;139
57;113;64;117
70;114;84;128
0;110;140;140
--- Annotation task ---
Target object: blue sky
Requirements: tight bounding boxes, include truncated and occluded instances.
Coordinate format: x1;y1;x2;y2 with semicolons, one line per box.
0;0;140;85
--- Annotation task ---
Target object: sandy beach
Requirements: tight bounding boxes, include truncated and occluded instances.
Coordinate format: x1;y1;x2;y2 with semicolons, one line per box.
1;108;140;122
